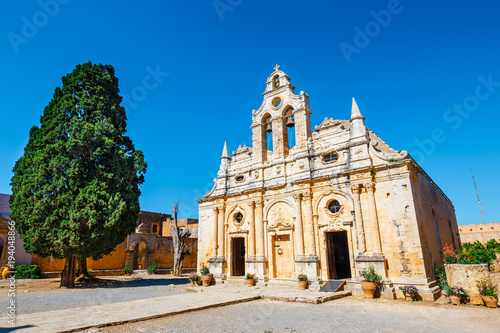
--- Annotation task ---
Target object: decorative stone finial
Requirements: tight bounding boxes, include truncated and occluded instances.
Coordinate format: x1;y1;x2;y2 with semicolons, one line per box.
274;64;280;71
221;141;230;159
351;97;364;121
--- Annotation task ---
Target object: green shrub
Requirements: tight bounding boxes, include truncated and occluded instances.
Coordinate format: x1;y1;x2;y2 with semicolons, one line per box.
462;241;496;267
15;265;41;279
434;263;447;289
486;239;500;254
147;262;158;274
123;262;133;274
359;265;382;283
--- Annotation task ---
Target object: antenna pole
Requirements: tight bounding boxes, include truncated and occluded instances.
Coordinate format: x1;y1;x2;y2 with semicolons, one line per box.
471;169;486;224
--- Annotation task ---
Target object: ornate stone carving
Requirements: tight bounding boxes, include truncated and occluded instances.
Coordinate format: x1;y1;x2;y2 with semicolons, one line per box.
369;140;408;161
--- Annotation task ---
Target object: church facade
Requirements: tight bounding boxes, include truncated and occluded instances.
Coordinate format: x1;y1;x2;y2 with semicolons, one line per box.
197;66;459;300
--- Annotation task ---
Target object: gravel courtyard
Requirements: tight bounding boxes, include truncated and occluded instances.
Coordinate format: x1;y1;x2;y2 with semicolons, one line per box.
0;277;187;316
86;297;500;333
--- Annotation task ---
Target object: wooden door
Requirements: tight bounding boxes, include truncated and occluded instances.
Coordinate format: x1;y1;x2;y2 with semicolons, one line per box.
326;231;351;279
273;234;293;278
231;238;245;276
326;232;337;279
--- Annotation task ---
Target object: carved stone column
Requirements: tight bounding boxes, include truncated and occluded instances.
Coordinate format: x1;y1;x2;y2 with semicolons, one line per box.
247;201;256;257
255;200;265;258
303;192;316;257
248;199;267;283
352;185;366;254
217;206;225;258
212;207;219;257
366;183;382;254
292;193;304;258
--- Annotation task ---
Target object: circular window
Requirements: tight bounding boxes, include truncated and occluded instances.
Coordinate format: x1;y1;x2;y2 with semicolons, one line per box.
235;175;244;182
272;97;282;108
323;153;339;163
235;212;243;224
328;200;341;214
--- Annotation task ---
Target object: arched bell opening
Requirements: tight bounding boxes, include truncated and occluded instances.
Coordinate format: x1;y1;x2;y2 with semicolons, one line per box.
283;106;296;152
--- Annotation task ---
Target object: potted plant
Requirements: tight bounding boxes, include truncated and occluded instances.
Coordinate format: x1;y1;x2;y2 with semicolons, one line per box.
297;274;308;290
477;278;498;308
147;262;159;275
399;285;419;301
359;265;382;299
2;265;14;280
447;285;468;305
200;263;212;287
137;258;145;270
188;272;201;286
245;273;256;287
123;262;133;275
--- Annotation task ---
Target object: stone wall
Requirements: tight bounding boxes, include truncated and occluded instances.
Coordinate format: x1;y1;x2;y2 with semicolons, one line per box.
459;223;500;244
445;264;489;305
34;236;198;276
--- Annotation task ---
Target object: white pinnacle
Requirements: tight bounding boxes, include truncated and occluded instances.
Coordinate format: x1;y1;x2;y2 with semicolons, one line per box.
351;97;364;121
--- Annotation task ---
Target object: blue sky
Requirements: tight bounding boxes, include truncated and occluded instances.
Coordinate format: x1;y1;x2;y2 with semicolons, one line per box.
1;0;499;225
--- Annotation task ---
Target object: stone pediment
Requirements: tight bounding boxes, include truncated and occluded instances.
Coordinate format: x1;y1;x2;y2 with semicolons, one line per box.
232;145;252;156
314;118;348;132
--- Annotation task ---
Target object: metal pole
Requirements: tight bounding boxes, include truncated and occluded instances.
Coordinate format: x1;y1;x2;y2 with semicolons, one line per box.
471;169;486;224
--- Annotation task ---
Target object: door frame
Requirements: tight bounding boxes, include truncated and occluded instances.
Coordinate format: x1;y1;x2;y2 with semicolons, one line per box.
325;230;352;280
231;237;246;277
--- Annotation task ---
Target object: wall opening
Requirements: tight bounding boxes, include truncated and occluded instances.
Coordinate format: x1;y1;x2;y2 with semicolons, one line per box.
263;115;273;155
326;231;351;279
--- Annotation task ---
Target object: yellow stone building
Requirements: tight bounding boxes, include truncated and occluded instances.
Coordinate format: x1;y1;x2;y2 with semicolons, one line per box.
197;66;459;300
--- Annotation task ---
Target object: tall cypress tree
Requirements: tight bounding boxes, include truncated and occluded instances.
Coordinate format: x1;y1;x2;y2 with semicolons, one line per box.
10;62;147;287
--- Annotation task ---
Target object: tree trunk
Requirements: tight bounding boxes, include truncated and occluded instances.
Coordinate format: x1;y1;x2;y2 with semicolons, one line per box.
170;203;190;276
60;256;77;288
76;257;91;280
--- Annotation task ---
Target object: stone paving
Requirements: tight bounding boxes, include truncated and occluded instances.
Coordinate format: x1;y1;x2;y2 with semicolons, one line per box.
6;292;260;333
180;281;351;304
0;276;350;332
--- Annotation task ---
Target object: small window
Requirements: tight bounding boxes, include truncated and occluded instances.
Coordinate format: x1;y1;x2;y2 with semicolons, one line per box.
328;200;341;214
324;153;339;163
272;97;281;107
236;175;244;182
152;224;158;233
235;212;243;223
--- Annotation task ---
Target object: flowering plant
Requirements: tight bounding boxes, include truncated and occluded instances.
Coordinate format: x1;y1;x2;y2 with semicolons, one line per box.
188;271;201;282
447;285;468;298
476;279;498;298
200;263;210;275
245;273;256;280
399;285;418;293
298;274;308;281
359;265;382;283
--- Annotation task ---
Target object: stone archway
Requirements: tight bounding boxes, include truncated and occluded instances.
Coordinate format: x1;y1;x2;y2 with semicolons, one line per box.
126;233;157;270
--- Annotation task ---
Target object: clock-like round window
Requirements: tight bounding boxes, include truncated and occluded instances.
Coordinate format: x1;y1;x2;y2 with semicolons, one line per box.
328;200;341;214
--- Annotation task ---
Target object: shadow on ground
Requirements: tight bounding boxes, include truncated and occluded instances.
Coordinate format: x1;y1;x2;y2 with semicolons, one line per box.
73;277;189;290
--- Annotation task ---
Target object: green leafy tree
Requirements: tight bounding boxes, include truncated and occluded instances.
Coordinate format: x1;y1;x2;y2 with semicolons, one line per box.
10;62;147;288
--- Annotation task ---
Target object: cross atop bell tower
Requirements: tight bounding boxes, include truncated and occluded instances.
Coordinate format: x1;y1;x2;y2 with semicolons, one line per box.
251;66;312;163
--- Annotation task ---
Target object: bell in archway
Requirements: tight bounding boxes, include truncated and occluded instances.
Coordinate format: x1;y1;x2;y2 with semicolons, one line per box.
266;122;273;133
286;116;295;128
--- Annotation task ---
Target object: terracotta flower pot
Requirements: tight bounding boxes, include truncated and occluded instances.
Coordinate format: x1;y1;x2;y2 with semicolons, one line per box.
2;267;13;280
482;295;498;308
201;274;212;287
246;279;255;287
297;280;307;290
361;281;377;299
404;291;416;301
449;295;461;305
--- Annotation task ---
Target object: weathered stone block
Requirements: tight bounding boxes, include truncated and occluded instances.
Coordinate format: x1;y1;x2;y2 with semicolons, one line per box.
445;264;489;305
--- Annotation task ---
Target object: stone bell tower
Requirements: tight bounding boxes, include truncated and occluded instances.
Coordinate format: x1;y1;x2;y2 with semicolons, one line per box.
251;65;312;164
